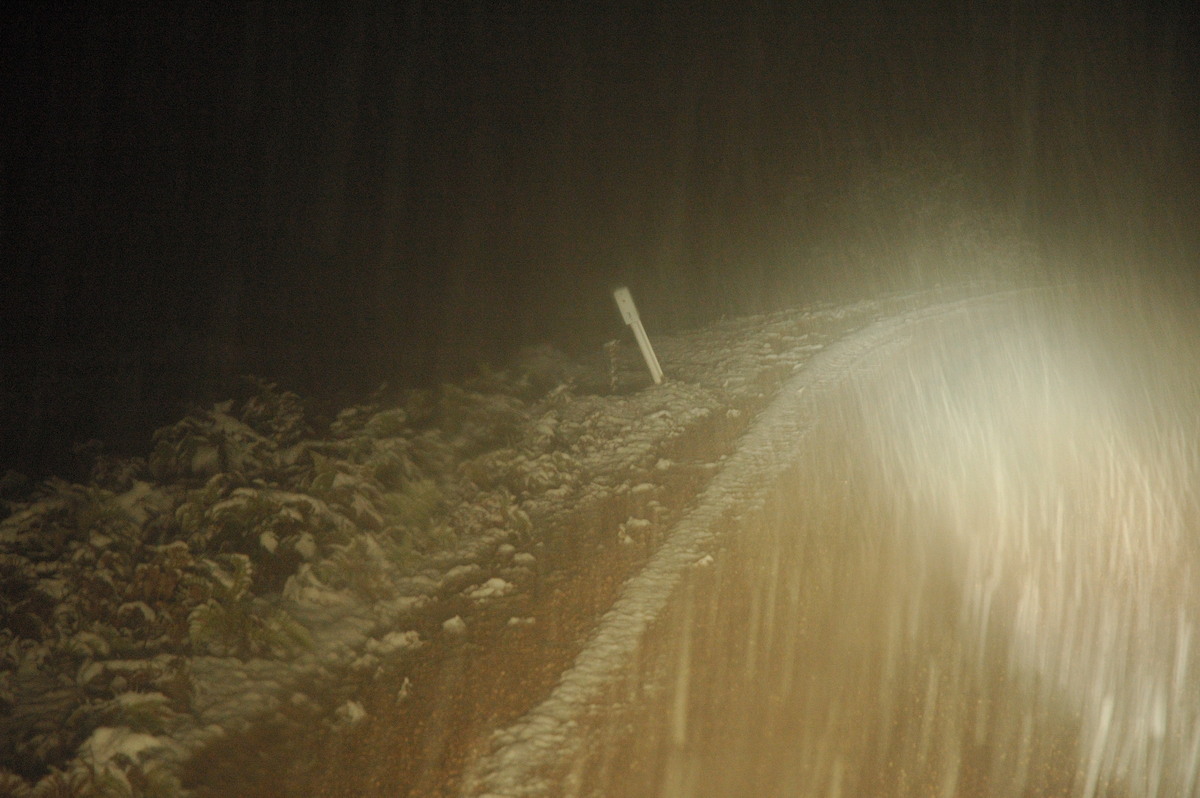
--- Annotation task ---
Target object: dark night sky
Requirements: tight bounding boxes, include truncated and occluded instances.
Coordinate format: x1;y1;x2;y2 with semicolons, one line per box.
2;1;1198;478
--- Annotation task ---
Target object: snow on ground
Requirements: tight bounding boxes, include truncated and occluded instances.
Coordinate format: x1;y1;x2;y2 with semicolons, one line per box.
1;290;946;796
460;291;1025;797
464;281;1200;797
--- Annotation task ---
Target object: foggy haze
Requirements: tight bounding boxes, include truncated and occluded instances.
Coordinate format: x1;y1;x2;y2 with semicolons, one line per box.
2;1;1197;477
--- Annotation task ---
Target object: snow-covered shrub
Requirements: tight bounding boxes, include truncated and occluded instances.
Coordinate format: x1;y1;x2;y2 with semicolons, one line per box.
453;389;586;498
87;457;148;495
149;404;276;482
363;408;409;439
378;478;442;534
157;399;451;596
400;388;437;427
49;540;208;658
0;767;30;797
528;408;563;451
362;437;421;490
325;405;446;509
332;398;420;436
187;554;310;659
0;480;143;560
0;355;601;789
1;552;46;637
327;406;423;483
71;440;149;495
307;409;448;542
311;533;404;602
236;377;309;447
172;475;355;592
461;447;577;499
443;488;531;545
31;741;183;798
68;488;144;551
90;692;176;737
150;379;315;485
437;385;527;456
458;449;515;492
510;344;582;397
406;430;456;480
328;403;383;438
27;766;109;797
303;454;386;530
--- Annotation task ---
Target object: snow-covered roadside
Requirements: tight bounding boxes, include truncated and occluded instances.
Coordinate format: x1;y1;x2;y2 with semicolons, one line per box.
460;291;1022;797
1;292;938;797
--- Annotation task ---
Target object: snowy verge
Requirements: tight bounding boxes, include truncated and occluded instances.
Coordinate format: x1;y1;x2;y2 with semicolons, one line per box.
3;291;936;796
460;292;1022;797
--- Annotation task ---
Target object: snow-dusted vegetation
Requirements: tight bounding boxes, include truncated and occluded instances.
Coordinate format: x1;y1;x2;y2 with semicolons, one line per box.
1;378;489;794
0;299;895;797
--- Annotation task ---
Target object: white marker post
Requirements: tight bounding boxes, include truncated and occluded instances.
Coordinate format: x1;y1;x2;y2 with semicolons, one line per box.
613;286;664;385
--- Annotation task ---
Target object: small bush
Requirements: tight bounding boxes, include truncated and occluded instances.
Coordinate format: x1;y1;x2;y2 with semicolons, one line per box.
187;555;311;659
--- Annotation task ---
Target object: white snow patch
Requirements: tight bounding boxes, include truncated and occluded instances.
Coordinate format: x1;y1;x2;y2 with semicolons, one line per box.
283;564;352;607
38;577;68;600
289;692;319;711
334;700;367;726
117;601;156;623
373;594;428;622
79;726;172;768
351;653;381;673
114;690;171;709
365;630;424;656
445;564;483;582
469;578;514;600
77;659;106;687
295;531;318;560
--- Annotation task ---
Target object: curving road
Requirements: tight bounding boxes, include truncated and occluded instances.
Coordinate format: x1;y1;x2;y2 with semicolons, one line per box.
464;286;1200;798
